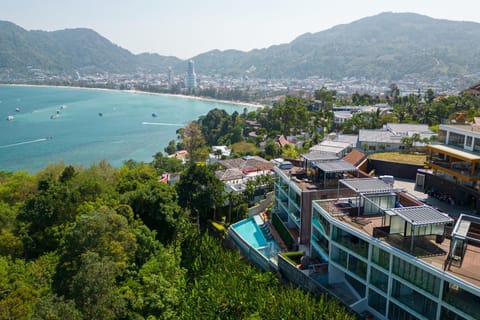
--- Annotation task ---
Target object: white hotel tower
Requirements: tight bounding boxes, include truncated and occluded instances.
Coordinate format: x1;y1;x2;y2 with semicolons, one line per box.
186;60;197;90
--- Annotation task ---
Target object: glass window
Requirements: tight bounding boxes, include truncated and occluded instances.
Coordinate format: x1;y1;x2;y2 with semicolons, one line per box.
466;136;473;147
331;246;347;268
313;210;330;236
392;279;437;320
392;257;440;296
371;246;390;270
346;274;365;298
474;138;480;152
348;255;367;280
443;281;480;319
368;289;386;315
440;306;467;320
332;226;368;258
448;132;465;148
389;302;420;320
370;267;388;293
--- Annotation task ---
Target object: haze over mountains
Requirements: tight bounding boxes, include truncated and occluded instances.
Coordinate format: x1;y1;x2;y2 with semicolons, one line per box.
1;12;480;82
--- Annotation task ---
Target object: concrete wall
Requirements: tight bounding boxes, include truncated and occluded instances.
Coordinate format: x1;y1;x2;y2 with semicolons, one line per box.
368;159;423;180
278;254;327;294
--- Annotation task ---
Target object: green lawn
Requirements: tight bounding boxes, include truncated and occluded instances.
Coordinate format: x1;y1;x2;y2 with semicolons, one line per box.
368;152;426;165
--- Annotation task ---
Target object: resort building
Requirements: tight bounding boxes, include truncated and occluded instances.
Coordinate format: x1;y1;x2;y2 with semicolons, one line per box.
422;121;480;211
309;140;353;158
359;123;435;153
215;155;274;194
229;152;480;320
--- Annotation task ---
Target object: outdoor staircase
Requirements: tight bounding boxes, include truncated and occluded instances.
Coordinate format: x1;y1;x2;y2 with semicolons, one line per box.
260;223;273;240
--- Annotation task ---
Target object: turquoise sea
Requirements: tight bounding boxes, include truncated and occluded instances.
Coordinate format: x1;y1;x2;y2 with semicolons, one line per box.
0;86;251;173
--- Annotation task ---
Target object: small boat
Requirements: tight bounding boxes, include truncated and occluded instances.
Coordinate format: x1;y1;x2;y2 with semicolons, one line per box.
50;114;60;119
6;115;14;121
15;107;20;112
152;113;158;118
60;105;67;109
98;112;103;117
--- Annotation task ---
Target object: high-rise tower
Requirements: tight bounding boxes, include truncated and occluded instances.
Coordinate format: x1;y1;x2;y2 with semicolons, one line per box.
186;60;197;90
167;67;173;88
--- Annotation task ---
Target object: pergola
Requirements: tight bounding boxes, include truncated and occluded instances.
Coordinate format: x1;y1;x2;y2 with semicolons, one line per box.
447;214;480;268
386;206;453;252
312;160;358;186
339;178;404;216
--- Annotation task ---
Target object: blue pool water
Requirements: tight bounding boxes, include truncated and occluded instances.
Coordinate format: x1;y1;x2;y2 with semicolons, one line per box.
231;217;268;248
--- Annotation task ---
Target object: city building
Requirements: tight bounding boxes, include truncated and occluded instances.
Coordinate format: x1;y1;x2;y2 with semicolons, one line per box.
359;123;436;153
229;151;480;320
185;60;197;90
167;67;173;88
421;120;480;211
215;155;274;194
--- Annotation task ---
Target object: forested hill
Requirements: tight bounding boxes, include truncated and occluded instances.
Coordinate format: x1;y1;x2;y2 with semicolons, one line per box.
2;12;480;81
191;12;480;80
0;20;181;76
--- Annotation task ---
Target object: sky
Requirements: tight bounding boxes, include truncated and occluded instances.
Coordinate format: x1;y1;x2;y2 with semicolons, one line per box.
2;0;480;59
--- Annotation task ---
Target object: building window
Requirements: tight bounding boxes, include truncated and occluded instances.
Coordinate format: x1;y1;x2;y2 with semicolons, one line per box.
466;136;473;147
370;267;388;293
332;227;368;258
443;281;480;319
448;132;465;148
392;279;437;320
389;302;420;320
331;246;347;268
313;210;330;236
368;289;386;315
440;307;467;320
371;246;390;270
348;254;367;280
474;138;480;152
346;274;366;298
392;257;440;296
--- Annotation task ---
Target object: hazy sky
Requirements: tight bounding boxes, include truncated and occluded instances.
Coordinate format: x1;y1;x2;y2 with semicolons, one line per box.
2;0;480;59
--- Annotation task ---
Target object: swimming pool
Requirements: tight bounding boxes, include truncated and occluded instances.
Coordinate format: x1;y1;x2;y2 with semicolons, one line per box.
229;216;282;271
231;217;267;248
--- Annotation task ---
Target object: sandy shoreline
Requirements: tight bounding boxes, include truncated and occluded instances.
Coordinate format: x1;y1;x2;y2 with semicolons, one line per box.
1;83;265;109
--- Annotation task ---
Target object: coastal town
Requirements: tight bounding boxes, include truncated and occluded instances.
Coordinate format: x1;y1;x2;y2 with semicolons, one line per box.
3;5;480;320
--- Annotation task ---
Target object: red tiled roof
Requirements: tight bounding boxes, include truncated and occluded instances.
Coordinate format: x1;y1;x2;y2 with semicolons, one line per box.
276;135;290;148
342;150;366;167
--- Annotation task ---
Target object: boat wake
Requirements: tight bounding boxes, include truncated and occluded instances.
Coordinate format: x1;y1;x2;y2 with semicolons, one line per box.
142;122;183;126
0;137;52;149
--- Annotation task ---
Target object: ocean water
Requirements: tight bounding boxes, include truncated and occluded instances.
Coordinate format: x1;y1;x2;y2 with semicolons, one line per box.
0;86;251;173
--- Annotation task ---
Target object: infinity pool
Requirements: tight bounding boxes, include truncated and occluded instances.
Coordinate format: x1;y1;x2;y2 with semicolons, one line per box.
231;217;267;248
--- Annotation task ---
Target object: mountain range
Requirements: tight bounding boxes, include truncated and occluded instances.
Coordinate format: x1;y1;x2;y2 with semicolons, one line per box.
1;12;480;82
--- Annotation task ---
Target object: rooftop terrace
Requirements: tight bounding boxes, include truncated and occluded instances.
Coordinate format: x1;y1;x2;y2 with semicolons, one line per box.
315;197;480;288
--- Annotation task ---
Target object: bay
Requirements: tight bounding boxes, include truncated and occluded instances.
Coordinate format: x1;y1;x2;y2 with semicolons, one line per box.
0;86;253;173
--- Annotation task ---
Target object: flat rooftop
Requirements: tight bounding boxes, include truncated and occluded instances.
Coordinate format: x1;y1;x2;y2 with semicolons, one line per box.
315;197;480;288
274;163;360;192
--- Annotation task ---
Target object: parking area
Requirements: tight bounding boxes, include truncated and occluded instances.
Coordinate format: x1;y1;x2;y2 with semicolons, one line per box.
394;178;476;218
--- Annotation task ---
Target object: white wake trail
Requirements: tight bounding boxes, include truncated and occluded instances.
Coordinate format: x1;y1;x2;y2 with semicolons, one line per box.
0;137;51;149
142;122;183;126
